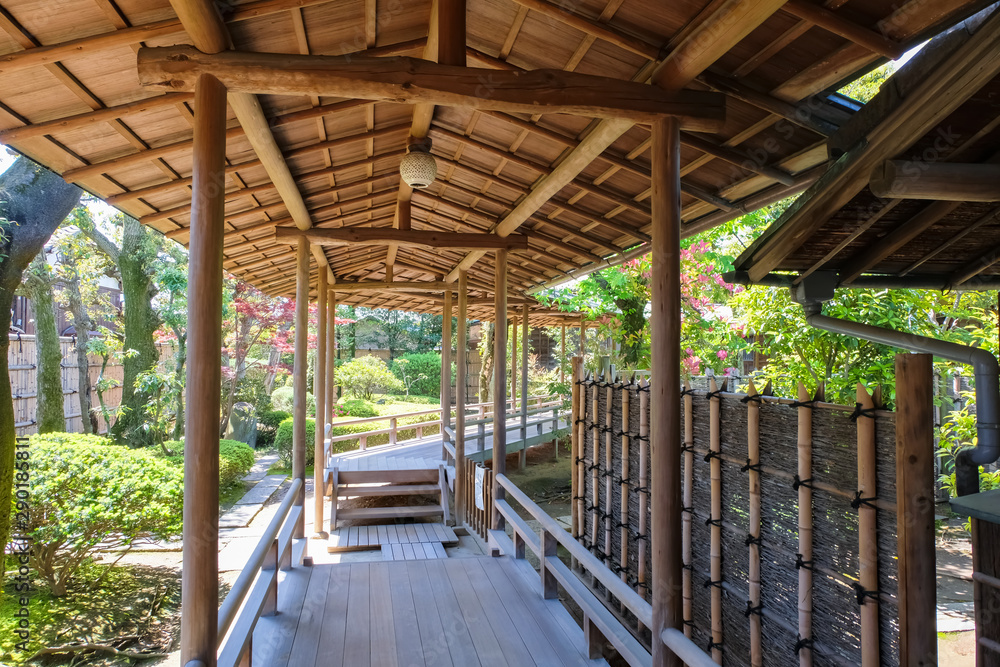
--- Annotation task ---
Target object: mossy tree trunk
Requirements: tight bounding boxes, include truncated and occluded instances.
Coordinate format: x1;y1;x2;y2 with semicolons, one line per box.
84;215;161;446
0;157;81;564
63;268;96;433
21;254;65;433
479;321;494;404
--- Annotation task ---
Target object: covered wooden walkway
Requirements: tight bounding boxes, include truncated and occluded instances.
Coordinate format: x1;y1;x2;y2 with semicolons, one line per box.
250;556;607;667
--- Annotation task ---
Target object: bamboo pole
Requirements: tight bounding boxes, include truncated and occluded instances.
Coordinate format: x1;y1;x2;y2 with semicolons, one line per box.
621;381;631;592
572;356;583;540
561;324;567;385
747;379;763;667
442;289;453;461
591;375;600;550
650;114;683;667
638;376;649;603
455;271;468;525
313;267;327;536
682;381;694;638
708;377;723;663
292;238;309;540
797;382;814;666
604;379;614;582
492;249;508;532
856;383;880;667
520;304;529;469
180;71;227;667
580;319;586;364
895;354;937;665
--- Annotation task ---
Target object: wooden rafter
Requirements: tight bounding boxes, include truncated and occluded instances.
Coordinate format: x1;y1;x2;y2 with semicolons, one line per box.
274;226;530;250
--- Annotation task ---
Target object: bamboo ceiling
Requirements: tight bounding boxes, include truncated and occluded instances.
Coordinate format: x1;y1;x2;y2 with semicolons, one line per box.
0;0;988;324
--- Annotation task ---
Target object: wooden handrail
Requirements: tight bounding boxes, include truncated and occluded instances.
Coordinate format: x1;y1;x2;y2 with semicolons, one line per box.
327;393;561;428
494;472;652;628
217;477;302;662
661;629;717;667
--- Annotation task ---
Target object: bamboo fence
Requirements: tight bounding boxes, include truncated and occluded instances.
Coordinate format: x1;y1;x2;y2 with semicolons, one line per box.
573;369;901;667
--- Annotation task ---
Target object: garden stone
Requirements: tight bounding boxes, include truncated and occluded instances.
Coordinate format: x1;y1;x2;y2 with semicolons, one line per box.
228;401;257;446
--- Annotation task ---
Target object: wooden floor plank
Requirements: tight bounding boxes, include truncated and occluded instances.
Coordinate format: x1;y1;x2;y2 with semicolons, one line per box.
370;562;398;667
285;560;334;666
344;564;372;667
423;559;483;666
405;560;455;667
382;543;395;561
474;558;584;667
433;542;448;559
402;543;416;560
495;557;595;665
392;543;405;560
250;562;313;667
388;559;428;667
314;564;352;667
413;523;429;542
441;559;511;666
378;524;389;545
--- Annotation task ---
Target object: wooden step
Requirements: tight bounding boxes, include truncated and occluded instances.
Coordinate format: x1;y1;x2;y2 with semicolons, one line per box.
381;542;448;561
335;506;443;522
334;469;439;484
327;522;459;552
338;483;441;498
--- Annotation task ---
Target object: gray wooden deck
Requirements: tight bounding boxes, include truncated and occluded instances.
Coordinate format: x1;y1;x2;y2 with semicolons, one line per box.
250;555;608;666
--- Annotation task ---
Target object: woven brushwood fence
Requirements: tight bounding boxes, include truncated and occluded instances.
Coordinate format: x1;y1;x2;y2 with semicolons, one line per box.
572;371;901;666
8;334;176;437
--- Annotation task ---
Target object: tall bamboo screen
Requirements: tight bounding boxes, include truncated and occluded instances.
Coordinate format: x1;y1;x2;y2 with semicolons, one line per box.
573;373;899;666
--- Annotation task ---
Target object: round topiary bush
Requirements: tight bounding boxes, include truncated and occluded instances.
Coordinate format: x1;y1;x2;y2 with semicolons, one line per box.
339;398;377;418
275;417;316;468
21;433;184;595
161;438;256;487
256;409;291;448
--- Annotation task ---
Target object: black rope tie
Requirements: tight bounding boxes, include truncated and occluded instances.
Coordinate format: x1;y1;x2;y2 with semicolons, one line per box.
793;475;815;491
741;458;762;473
634;434;649;442
790;399;816;409
681;505;694;514
850;402;878;421
745;533;761;547
707;640;724;653
795;636;814;655
682;562;694;571
744;601;764;617
585;503;600;513
681;443;695;454
704;449;721;463
575;456;587;465
853;582;880;606
741;393;763;404
704;578;723;589
638;383;650;393
851;491;878;510
633;531;647;542
705;516;722;527
680;388;697;397
705;390;724;401
616;477;630;487
682;619;695;629
795;553;814;571
633;486;650;495
574;418;587;425
587;462;601;472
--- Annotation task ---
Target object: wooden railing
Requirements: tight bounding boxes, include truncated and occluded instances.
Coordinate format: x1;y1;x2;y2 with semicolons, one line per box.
462;460;493;539
213;477;303;667
490;473;716;667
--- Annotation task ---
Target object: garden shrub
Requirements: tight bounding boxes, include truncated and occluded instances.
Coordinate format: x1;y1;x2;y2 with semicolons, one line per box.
270;386;314;415
275;417;316;468
338;356;404;400
20;433;184;595
257;409;290;448
160;438;256;487
340;398;377;418
390;353;443;397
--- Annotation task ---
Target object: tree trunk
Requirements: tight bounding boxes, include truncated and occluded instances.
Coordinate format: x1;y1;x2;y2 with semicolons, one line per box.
22;254;65;434
479;321;494;404
171;328;186;440
64;271;96;433
100;216;161;446
0;157;81;566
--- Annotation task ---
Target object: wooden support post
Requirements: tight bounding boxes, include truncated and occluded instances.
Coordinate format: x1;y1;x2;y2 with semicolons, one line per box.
326;291;337;414
455;271;468;525
797;383;814;667
512;314;519;413
747;379;763;667
542;529;558;599
972;520;1000;667
708;377;723;663
292;238;309;540
895;353;937;666
572;356;584;541
682;381;694;637
313;267;327;536
561;324;567;386
585;614;606;661
856;383;879;667
492;249;508;532
520;303;529;469
620;381;631;593
442;289;453;461
650;115;683;667
180;71;227;667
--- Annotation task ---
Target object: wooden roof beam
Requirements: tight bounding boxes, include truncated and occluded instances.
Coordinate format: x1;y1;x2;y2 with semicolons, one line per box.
782;0;906;61
274;226;530;250
870;161;1000;201
444;0;787;282
137;46;726;127
325;281;452;292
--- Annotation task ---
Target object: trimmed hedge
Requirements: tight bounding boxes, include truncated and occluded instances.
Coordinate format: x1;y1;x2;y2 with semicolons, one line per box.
162;438;255;487
257;409;290;448
340;398;377;417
